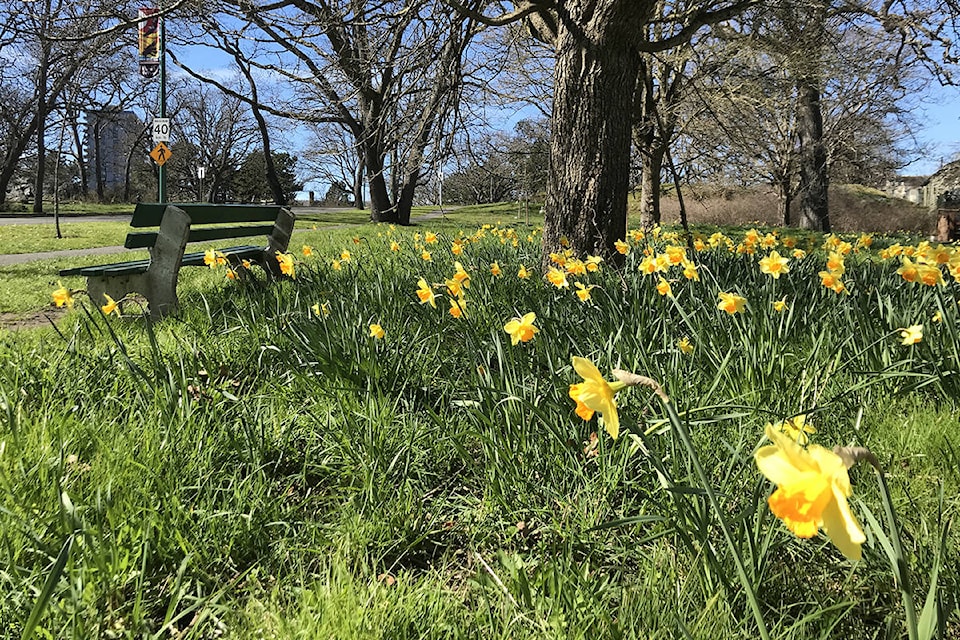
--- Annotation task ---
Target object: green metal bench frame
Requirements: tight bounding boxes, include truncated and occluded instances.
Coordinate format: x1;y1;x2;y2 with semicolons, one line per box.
59;203;295;317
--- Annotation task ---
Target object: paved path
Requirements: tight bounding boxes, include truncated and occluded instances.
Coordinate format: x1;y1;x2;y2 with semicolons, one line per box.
0;208;452;267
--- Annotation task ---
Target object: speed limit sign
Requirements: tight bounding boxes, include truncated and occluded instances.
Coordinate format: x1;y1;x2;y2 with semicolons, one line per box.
152;118;170;143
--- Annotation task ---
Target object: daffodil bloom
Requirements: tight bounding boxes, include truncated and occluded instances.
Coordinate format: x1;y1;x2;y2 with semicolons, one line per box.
897;257;919;283
448;296;467;319
565;259;586;276
755;424;865;560
717;292;747;314
792;249;806;260
340;250;351;262
681;260;699;281
101;293;120;317
818;270;841;290
226;268;237;280
656;278;672;297
204;249;218;268
933;311;943;323
772;414;816;445
302;245;313;257
241;259;252;269
614;240;630;255
425;232;438;244
452;262;471;288
490;262;502;276
517;264;530;279
585;255;603;272
390;241;401;252
825;251;845;275
665;245;686;265
638;256;659;275
451;242;463;256
369;323;385;339
503;312;538;345
421;250;432;262
574;282;595;302
331;259;342;271
416;278;436;308
677;337;693;354
917;264;944;286
781;236;797;249
773;298;788;313
276;252;296;278
899;324;923;345
759;251;790;279
546;267;569;288
568;356;627;440
52;282;74;308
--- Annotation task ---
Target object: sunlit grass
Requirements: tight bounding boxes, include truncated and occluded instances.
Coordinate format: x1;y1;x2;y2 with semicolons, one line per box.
1;221;958;637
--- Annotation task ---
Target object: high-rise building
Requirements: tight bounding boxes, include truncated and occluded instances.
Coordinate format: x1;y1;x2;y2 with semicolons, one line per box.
85;110;142;193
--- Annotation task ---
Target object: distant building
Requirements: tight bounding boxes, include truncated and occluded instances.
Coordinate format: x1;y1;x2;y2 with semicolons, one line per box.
924;160;960;207
85;109;142;193
884;176;928;205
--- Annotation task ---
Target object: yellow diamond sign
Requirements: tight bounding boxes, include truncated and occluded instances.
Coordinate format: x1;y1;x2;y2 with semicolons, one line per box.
150;142;171;166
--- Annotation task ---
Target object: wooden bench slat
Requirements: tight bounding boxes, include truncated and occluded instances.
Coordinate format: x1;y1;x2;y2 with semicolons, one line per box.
125;224;277;249
180;245;264;266
130;203;284;227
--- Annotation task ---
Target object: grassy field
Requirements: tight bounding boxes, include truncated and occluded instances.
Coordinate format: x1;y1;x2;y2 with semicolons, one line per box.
1;216;958;638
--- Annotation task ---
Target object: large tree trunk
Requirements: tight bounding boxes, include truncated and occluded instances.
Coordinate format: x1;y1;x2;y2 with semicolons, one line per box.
70;110;88;199
640;145;665;229
366;149;397;223
796;77;829;231
776;172;792;227
543;10;643;266
396;170;418;226
353;158;364;209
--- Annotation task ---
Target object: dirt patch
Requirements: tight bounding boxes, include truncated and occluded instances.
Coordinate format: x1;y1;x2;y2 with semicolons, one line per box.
0;307;68;332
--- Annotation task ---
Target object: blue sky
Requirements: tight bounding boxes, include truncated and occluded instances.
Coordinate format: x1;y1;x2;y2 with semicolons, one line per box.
902;83;960;175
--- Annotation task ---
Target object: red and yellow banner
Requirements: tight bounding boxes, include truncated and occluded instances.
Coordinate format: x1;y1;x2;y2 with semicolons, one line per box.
138;8;160;78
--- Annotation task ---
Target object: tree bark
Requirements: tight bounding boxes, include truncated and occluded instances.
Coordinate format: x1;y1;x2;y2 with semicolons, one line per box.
353;158;364;209
640;146;665;229
796;76;829;231
543;8;644;266
776;172;792;227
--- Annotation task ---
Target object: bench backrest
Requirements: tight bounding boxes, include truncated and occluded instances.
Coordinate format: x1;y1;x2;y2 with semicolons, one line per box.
124;203;290;249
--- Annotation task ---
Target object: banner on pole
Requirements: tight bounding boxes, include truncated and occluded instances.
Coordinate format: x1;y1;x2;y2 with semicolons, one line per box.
138;8;160;79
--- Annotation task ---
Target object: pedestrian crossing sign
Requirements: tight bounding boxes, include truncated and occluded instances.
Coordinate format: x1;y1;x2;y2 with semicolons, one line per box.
150;142;171;166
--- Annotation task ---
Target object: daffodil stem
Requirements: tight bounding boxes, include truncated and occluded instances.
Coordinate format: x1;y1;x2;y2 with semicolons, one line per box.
661;398;771;640
873;463;919;640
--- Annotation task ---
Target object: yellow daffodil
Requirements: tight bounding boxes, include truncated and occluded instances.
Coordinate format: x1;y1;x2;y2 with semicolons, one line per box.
782;236;797;249
421;250;432;262
452;262;471;289
241;259;252;269
101;293;120;317
717;292;747;314
773;298;788;313
517;264;530;279
897;257;919;283
204;249;227;269
226;268;237;280
416;278;436;308
490;262;502;277
575;282;595;302
451;242;463;256
585;255;603;272
340;250;351;262
390;241;401;252
933;311;943;323
425;231;438;244
759;251;790;279
792;249;806;260
614;240;630;255
311;302;330;317
331;259;342;271
681;259;699;281
276;252;296;278
369;323;385;339
771;414;816;445
546;267;569;288
448;296;467;319
678;337;694;354
656;278;672;297
825;252;845;275
52;282;74;308
568;356;627;440
565;259;586;276
755;424;865;560
503;312;538;345
302;245;313;257
917;264;944;287
899;324;923;345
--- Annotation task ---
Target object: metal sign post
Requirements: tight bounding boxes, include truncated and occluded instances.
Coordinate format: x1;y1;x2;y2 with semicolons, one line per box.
158;12;167;203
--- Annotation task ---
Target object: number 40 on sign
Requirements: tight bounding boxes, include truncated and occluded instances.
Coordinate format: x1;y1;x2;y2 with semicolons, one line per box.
152;118;170;143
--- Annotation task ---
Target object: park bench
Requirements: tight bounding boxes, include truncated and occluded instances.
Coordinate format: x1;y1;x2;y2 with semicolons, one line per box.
59;202;295;317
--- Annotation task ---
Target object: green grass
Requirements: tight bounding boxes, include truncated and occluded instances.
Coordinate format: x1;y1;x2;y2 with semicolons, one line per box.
1;221;959;638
